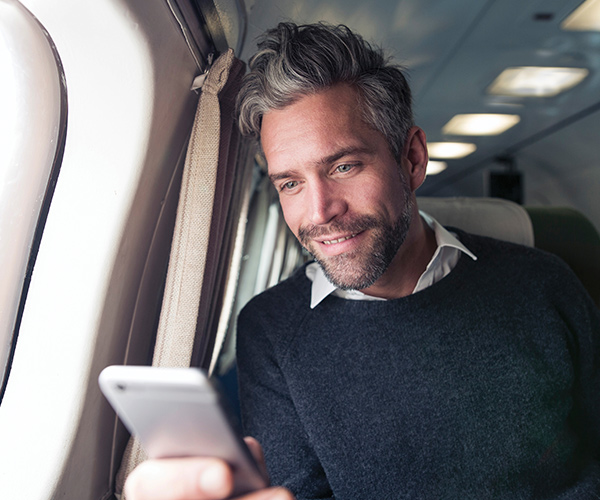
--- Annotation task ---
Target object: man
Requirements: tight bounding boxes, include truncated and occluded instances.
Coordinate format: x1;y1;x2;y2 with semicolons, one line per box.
126;22;600;500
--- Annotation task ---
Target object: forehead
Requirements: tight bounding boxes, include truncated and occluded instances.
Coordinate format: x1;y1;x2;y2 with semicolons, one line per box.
260;84;386;171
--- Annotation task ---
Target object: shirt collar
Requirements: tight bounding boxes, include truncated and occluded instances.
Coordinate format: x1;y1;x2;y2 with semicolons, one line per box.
307;211;477;309
420;211;477;262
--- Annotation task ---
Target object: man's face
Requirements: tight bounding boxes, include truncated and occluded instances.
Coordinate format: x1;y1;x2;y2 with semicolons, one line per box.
261;84;415;290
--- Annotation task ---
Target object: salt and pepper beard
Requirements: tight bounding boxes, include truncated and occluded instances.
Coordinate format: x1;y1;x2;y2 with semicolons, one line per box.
298;184;414;291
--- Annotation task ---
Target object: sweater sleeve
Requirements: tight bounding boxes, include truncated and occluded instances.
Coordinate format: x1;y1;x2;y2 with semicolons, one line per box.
554;270;600;498
554;266;600;451
236;299;334;500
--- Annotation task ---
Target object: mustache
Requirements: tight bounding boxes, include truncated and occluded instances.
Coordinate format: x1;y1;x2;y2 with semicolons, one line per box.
298;215;380;244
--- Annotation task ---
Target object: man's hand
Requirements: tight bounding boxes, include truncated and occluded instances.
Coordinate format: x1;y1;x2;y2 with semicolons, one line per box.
124;438;295;500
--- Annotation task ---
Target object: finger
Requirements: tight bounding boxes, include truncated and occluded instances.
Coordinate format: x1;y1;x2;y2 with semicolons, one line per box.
124;457;233;500
243;437;268;479
243;437;265;466
237;486;296;500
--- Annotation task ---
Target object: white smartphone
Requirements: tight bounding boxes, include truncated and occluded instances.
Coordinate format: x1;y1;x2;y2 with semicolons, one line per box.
99;365;269;497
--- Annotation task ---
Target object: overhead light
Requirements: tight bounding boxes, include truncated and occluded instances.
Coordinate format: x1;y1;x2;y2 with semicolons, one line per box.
562;0;600;31
426;161;447;175
442;114;520;136
488;67;588;97
427;142;477;159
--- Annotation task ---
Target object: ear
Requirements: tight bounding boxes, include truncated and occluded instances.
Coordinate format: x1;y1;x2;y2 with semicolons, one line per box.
401;126;428;192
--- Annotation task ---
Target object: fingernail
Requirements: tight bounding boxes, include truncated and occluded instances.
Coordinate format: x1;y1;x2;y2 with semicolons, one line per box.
198;463;228;496
264;487;292;499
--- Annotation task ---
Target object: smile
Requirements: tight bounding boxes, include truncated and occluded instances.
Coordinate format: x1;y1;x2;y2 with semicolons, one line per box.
322;234;357;245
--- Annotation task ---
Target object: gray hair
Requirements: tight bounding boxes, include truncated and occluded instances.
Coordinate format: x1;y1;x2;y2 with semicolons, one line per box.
236;22;414;159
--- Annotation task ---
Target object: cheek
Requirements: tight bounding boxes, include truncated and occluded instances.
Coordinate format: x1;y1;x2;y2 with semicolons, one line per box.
351;179;393;209
357;178;407;218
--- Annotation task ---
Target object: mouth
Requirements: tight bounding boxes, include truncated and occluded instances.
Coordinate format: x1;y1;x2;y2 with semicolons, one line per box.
321;234;357;245
298;217;378;255
312;232;365;257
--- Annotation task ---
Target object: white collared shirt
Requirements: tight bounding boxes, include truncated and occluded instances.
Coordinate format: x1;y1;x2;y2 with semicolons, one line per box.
305;211;477;308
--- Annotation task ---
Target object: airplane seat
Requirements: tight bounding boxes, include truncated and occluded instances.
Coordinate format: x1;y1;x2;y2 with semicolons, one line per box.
417;197;534;246
524;206;600;307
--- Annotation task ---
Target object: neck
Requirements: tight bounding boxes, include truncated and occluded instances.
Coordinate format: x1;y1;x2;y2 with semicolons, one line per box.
361;213;437;299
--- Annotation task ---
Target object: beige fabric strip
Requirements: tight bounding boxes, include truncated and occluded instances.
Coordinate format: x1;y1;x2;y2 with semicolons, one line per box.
154;49;236;368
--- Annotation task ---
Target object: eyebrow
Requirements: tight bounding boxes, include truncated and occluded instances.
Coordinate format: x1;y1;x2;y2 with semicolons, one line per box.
268;146;374;184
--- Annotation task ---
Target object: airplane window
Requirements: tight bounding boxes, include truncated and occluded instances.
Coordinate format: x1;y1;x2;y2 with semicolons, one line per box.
0;1;67;398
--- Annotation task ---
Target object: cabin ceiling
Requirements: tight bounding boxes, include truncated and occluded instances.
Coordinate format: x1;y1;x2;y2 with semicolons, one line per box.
223;0;600;229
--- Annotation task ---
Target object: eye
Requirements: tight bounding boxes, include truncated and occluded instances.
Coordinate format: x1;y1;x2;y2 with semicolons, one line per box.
281;180;299;192
335;164;353;173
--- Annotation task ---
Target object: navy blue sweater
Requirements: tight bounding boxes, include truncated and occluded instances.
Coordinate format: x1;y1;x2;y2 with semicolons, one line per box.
237;231;600;499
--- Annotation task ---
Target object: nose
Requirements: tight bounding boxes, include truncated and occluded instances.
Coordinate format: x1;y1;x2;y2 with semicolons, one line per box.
307;181;347;225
